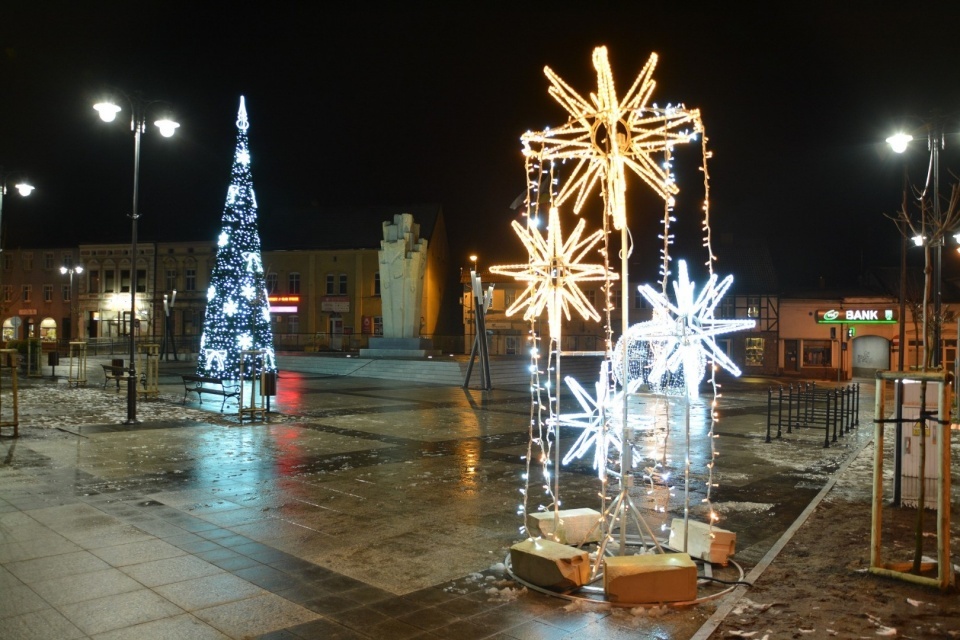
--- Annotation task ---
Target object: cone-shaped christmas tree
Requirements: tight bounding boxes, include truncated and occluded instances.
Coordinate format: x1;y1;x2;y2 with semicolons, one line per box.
197;96;276;379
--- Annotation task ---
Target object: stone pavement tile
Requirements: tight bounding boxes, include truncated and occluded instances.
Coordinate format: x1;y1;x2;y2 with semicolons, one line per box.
208;552;263;572
394;604;462;631
57;588;186;636
66;523;155;549
428;617;502;640
498;619;568;640
0;607;86;640
91;612;231;640
532;606;610;633
155;572;266;611
300;592;363;616
326;604;392;631
29;567;143;607
340;584;395;605
469;605;540;634
0;533;83;563
0;583;49;619
367;595;426;618
285;617;369;639
6;549;111;584
192;593;321;638
91;538;187;566
0;565;22;588
127;516;191;538
233;563;302;591
22;502;109;528
120;554;223;587
365;617;428;639
436;593;504;618
197;506;272;528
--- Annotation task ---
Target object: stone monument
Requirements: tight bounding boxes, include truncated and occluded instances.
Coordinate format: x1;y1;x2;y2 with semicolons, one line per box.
360;213;439;357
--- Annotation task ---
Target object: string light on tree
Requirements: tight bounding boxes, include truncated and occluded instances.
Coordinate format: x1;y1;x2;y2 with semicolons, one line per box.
196;96;276;379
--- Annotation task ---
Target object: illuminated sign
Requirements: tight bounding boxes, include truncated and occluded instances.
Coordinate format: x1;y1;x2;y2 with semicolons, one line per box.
321;296;350;313
268;295;300;303
268;295;299;314
816;308;898;324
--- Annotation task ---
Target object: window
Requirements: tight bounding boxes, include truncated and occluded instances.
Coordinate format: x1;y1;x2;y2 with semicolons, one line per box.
326;274;335;295
633;286;644;309
745;337;764;367
136;269;146;293
43;284;53;303
373;316;383;335
183;309;196;334
803;340;832;367
506;336;519;355
43;252;54;269
104;269;116;293
505;289;517;309
3;285;11;302
719;298;734;319
3;254;12;270
612;287;621;309
266;272;278;294
22;253;33;270
586;289;597;309
374;273;380;296
120;269;131;293
62;254;74;269
166;268;177;292
338;273;347;295
288;272;300;294
88;269;101;294
22;285;31;302
62;284;71;302
746;296;761;319
288;315;299;334
185;268;197;291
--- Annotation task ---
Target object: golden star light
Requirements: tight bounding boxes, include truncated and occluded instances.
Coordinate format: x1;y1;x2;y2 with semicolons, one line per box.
490;206;615;341
522;47;702;230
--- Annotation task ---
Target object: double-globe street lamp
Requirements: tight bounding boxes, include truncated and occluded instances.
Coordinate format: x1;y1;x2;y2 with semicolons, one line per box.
60;265;83;340
94;93;179;424
0;170;35;338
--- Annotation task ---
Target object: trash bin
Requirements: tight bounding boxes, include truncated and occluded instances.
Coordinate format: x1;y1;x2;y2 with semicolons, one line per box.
261;371;277;396
48;352;60;366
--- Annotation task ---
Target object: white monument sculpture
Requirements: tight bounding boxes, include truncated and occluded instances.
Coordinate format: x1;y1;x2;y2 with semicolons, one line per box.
361;213;437;356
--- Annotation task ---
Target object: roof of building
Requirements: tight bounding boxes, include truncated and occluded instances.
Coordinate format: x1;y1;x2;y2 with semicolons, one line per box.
260;203;443;251
712;235;780;294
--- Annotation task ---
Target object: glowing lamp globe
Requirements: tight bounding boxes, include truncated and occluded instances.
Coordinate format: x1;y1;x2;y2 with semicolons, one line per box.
155;119;180;137
94;102;122;122
886;133;913;154
14;183;34;196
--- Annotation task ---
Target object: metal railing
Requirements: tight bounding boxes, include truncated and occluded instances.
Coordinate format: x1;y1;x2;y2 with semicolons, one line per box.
766;382;860;447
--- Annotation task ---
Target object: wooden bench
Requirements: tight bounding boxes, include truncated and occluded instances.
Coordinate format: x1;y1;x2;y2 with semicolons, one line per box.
181;374;240;411
101;364;132;391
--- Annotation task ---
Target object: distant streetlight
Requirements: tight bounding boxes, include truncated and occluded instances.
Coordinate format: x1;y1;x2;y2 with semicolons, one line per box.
95;91;179;424
469;254;478;271
0;168;36;252
60;265;84;339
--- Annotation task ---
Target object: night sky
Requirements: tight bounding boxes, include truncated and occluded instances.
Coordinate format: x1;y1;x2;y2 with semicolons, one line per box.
2;2;960;290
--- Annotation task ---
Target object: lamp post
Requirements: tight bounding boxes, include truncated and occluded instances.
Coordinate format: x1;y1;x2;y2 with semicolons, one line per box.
95;93;179;424
0;171;36;249
60;265;83;339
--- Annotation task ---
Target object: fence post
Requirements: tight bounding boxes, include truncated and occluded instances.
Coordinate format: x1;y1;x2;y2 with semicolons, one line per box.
777;385;783;439
766;387;773;443
832;389;840;442
854;382;860;427
823;391;831;448
786;384;793;434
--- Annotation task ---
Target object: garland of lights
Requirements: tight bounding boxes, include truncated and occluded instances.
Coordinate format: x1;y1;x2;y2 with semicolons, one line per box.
497;46;759;561
196;96;276;380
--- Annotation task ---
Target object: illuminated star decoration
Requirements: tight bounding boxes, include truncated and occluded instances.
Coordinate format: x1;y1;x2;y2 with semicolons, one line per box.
490;206;614;341
521;47;702;230
618;259;754;399
556;362;646;475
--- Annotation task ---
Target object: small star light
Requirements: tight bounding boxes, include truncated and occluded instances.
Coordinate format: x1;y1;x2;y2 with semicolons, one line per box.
237;147;250;165
241;284;256;300
626;259;755;399
490;206;614;341
207;285;217;301
521;47;702;230
218;231;229;247
556;362;646;475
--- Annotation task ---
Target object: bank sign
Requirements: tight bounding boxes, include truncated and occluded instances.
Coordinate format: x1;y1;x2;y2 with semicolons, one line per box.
816;308;898;324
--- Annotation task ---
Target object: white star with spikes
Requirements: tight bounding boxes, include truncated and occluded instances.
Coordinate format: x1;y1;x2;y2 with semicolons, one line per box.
490;206;614;341
617;259;755;399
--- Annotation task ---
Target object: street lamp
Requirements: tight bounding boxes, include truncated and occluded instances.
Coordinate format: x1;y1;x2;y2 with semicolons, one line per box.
60;265;83;339
95;92;179;424
0;168;35;251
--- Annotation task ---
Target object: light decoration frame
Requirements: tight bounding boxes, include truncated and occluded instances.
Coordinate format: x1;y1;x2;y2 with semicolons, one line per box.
507;46;749;557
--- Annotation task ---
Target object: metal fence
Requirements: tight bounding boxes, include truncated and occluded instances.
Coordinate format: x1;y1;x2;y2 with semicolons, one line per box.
766;382;861;447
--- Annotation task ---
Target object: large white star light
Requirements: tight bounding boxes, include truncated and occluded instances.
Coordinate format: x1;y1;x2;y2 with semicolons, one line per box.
521;47;702;230
617;260;754;399
490;206;614;341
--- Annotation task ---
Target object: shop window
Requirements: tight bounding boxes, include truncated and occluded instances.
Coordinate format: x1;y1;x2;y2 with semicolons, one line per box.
803;339;832;367
2;318;18;341
326;274;335;295
745;337;764;366
267;273;278;293
506;336;519;355
43;284;53;303
40;317;57;342
338;273;347;295
185;268;196;291
288;272;301;294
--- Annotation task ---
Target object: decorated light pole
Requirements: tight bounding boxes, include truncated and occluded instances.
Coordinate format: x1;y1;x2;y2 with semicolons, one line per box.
94;92;179;424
